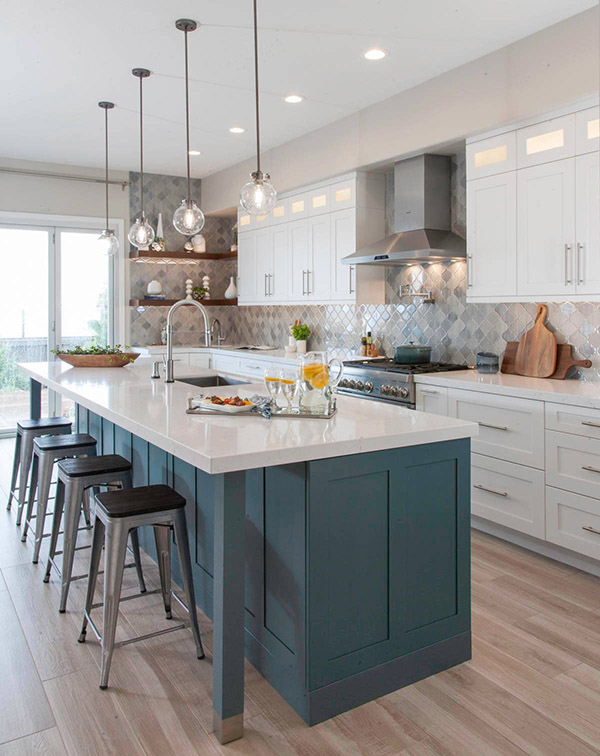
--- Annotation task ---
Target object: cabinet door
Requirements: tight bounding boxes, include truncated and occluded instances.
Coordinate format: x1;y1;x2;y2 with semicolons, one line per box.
517;114;575;169
237;231;257;303
289;192;309;220
466;173;516;298
270;225;289;302
289;219;309;299
415;385;448;415
575;106;600;155
517;158;576;296
330;178;356;210
308;214;331;301
254;228;272;302
330;208;356;301
575;152;600;295
466;132;517;179
238;210;253;231
254;211;270;229
308;186;331;216
271;197;289;225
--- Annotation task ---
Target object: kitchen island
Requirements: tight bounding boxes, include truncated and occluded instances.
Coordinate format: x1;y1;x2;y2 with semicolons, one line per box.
19;360;477;744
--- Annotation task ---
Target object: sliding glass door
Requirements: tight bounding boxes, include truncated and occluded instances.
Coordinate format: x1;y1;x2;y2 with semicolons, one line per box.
0;223;115;434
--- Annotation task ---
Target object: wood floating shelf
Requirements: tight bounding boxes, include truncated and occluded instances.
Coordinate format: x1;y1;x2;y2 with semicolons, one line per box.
130;299;237;307
129;250;237;261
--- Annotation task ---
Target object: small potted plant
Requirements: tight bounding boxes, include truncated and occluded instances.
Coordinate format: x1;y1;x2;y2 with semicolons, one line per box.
192;286;207;301
291;323;310;354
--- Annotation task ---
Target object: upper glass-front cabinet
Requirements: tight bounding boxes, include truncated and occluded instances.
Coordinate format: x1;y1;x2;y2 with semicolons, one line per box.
238;211;253;230
308;186;331;216
517;114;576;168
467;132;517;179
271;198;288;225
576;106;600;155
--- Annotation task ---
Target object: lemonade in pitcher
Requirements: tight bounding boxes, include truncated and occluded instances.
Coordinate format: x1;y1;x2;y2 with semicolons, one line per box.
299;352;343;413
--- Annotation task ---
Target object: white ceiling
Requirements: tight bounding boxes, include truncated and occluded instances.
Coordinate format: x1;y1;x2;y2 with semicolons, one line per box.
0;0;594;179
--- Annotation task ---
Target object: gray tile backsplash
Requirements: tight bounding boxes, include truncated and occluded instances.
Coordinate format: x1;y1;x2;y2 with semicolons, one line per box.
129;160;600;380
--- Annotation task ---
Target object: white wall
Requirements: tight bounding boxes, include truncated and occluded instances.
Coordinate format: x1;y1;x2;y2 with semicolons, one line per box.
202;6;600;213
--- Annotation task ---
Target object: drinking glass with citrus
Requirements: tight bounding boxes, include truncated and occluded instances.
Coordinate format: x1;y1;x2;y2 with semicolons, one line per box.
264;367;281;408
279;368;299;410
299;352;343;413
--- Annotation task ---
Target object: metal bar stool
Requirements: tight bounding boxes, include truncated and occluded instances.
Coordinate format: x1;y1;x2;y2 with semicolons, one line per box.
78;484;204;689
22;433;97;563
8;417;72;523
45;455;147;612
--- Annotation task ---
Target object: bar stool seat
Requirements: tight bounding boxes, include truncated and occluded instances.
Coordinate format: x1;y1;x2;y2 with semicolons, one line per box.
22;433;97;563
8;417;72;521
79;484;204;689
45;454;146;612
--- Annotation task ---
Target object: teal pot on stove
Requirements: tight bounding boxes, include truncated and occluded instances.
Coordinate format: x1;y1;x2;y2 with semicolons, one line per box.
393;342;432;364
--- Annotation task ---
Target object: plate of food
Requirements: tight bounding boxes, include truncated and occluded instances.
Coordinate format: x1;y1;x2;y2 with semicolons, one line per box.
198;395;255;413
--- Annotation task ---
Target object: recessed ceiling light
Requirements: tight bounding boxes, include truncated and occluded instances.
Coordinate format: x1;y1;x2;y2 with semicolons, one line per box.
284;94;304;104
188;149;201;156
229;126;245;134
363;48;387;61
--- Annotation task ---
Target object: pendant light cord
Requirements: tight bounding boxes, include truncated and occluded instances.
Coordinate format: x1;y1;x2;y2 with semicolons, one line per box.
184;29;192;205
104;107;109;230
139;75;145;217
253;0;261;175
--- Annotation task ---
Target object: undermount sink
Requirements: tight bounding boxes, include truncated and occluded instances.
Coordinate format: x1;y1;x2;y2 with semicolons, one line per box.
176;375;249;388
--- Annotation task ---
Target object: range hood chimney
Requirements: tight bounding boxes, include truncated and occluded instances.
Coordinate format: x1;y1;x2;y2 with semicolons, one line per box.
343;154;465;266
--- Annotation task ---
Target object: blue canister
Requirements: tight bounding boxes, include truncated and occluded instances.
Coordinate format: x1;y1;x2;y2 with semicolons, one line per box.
476;352;499;374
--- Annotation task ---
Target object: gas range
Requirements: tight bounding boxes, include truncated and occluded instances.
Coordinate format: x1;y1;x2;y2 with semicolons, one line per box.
337;359;469;408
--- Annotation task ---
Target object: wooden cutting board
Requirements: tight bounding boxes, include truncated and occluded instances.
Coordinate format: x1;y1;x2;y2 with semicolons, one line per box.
502;342;591;379
514;304;557;378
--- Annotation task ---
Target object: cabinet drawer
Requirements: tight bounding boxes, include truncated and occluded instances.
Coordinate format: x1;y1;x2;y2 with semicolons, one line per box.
546;486;600;560
545;402;600;440
448;388;544;468
471;454;545;537
546;430;600;500
237;358;267;378
188;354;211;368
415;385;448;416
467;132;517;179
210;355;239;374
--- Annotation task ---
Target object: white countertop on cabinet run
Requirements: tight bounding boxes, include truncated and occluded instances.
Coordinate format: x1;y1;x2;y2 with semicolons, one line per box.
415;370;600;409
19;360;476;475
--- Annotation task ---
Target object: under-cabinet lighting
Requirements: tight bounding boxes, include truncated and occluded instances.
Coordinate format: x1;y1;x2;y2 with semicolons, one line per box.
474;145;507;168
526;129;564;155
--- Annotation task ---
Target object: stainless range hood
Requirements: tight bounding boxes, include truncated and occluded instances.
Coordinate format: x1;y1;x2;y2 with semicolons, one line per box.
343;154;465;266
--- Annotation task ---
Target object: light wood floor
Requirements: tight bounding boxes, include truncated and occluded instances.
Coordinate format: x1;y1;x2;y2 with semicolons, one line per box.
0;437;599;755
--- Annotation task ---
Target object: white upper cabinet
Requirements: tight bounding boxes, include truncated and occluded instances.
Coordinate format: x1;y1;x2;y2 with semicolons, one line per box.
466;172;516;298
517;158;576;297
308;186;331;216
517;114;576;169
307;215;332;300
271;198;289;225
288;192;309;220
330;208;356;302
237;231;256;304
575;151;600;295
330;178;356;210
576;106;600;155
467;132;517;179
254;211;270;229
289;219;310;300
270;225;290;302
238;210;253;231
254;227;272;300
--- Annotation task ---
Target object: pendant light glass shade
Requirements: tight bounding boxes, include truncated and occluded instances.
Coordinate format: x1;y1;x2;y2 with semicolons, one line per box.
239;0;277;215
173;199;205;235
128;69;155;249
173;20;205;238
98;101;119;257
240;171;276;214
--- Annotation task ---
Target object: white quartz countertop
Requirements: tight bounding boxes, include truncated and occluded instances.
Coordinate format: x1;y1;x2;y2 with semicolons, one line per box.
415;370;600;409
19;360;476;475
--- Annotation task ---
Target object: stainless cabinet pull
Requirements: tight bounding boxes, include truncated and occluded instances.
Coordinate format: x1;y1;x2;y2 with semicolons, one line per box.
349;265;355;294
420;389;439;395
264;273;268;297
467;254;473;288
577;243;584;285
302;270;306;295
565;243;572;285
474;484;508;498
307;270;312;295
582;420;600;429
268;273;273;296
582;525;600;536
478;422;508;431
582;465;600;474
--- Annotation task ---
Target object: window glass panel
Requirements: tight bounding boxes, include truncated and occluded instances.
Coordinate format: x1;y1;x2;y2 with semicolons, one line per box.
526;129;564;155
291;200;305;213
587;119;600;140
474;145;507;168
335;188;351;202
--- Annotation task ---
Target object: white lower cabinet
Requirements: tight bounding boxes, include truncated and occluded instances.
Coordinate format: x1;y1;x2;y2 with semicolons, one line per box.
447;388;544;469
210;355;239;374
546;430;600;500
545;401;600;440
546;486;600;560
188;354;210;368
415;385;448;415
471;454;545;538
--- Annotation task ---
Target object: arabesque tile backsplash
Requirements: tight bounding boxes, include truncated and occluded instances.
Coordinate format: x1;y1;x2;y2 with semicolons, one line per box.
130;157;600;380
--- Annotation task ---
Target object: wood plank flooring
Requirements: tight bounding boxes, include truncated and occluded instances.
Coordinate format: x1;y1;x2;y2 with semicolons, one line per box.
0;437;599;755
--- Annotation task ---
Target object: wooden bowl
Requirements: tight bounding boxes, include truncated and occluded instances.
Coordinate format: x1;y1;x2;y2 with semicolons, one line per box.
57;353;139;368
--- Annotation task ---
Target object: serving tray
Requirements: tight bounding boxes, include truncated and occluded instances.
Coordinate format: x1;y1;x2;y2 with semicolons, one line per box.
186;396;337;419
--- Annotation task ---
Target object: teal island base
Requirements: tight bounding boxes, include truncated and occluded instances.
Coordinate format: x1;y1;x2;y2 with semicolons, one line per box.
76;404;471;725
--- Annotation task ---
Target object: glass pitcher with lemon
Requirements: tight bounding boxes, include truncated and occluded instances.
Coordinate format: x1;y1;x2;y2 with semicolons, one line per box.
299;352;343;413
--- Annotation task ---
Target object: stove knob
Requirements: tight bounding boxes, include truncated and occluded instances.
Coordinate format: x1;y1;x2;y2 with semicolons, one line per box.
381;385;390;395
338;379;347;388
348;380;357;389
399;387;410;399
364;381;374;393
356;381;364;390
389;386;399;396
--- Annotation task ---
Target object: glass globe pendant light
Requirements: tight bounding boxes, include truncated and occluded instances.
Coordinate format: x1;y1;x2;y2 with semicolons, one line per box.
128;68;155;249
239;0;277;215
173;19;205;237
97;102;119;257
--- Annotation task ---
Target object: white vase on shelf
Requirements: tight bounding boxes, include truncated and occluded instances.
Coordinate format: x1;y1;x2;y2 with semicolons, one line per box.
224;276;237;299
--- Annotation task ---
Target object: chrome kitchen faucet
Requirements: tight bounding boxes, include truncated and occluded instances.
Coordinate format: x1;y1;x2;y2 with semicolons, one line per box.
164;299;211;383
